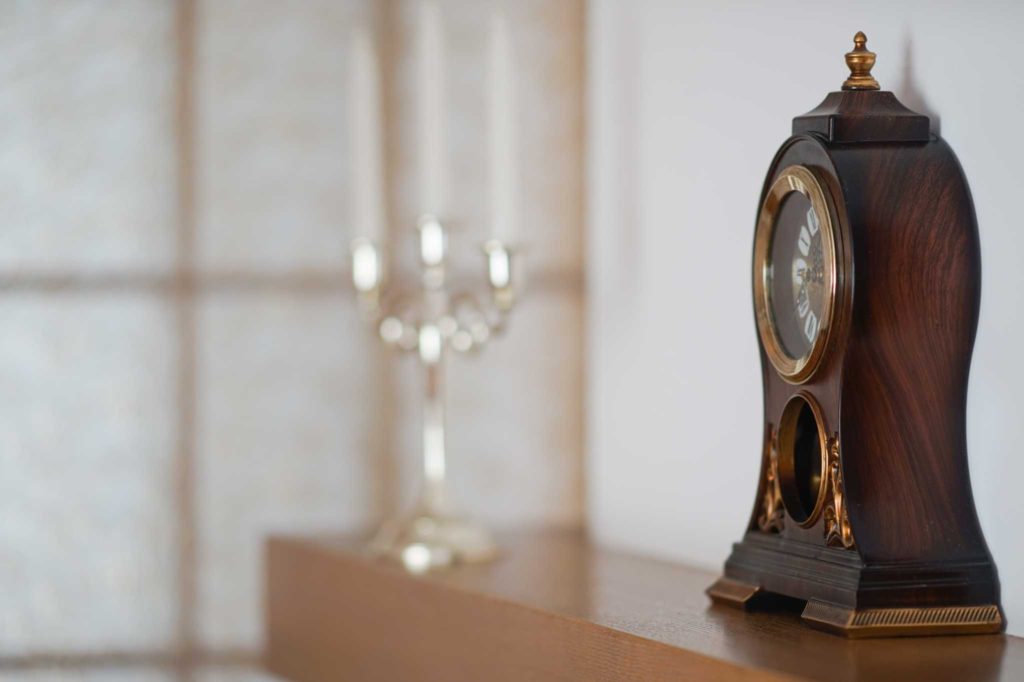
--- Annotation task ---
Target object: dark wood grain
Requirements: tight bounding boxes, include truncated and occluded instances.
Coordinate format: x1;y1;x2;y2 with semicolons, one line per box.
265;531;1023;682
720;88;1000;629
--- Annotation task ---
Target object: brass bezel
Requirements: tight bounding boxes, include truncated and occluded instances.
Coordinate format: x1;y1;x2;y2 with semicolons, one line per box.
753;165;839;384
776;392;828;528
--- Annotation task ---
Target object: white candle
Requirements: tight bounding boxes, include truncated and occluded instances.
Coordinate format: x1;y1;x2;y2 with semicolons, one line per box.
488;11;517;243
349;26;385;245
418;2;448;217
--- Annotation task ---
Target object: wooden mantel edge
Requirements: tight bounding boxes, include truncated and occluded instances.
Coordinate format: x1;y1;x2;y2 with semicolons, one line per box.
265;530;1021;682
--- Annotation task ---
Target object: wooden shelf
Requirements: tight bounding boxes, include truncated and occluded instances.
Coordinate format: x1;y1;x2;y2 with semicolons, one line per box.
266;530;1022;682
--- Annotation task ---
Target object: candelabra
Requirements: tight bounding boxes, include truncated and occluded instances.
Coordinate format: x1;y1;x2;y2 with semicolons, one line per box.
351;216;518;572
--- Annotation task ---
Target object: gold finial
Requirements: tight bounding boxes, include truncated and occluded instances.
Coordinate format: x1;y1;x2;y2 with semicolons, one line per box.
842;31;879;90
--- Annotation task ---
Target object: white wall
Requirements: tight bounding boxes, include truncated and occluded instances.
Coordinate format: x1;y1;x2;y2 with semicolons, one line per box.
587;0;1024;635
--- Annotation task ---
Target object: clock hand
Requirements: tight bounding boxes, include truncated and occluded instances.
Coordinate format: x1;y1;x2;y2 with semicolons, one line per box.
796;268;822;287
793;283;809;314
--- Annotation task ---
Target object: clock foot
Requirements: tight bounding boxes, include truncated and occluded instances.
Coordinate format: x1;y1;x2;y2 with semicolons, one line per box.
706;577;762;609
801;600;1003;639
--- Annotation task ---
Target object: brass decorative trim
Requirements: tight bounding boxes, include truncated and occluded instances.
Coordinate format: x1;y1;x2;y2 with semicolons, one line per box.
823;434;855;549
706;577;761;609
757;425;785;534
802;600;1002;638
753;165;840;384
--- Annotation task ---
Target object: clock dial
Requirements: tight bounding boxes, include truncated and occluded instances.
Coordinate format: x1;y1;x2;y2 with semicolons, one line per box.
753;165;838;384
767;192;825;360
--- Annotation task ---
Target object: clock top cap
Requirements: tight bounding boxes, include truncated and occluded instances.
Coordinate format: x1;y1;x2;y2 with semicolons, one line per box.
843;31;880;91
792;31;929;142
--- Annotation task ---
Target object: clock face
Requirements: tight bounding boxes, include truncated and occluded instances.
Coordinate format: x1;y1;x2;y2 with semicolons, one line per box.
754;166;838;384
768;192;825;360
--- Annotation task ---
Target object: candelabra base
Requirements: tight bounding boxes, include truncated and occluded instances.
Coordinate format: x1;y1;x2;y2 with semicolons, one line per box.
369;505;497;573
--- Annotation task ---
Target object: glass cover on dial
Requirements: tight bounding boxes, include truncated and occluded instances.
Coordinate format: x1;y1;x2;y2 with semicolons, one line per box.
766;192;826;361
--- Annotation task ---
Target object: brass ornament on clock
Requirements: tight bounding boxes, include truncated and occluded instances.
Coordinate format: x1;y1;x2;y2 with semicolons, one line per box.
756;425;784;534
823;434;854;550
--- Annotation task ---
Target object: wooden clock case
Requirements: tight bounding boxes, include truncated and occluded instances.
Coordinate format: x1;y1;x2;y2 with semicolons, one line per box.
707;39;1003;638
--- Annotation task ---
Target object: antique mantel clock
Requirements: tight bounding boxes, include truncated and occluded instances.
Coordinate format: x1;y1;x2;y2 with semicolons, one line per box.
707;33;1003;638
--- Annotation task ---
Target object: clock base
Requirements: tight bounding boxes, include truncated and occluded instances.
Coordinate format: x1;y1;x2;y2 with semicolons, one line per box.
801;600;1002;639
706;576;762;607
707;577;1002;638
706;532;1003;638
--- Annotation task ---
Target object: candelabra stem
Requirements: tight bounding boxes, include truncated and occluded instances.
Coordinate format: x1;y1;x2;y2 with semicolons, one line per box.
369;346;497;571
422;354;449;511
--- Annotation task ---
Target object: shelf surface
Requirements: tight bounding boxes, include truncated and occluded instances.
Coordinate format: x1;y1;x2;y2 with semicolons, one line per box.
266;529;1022;682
